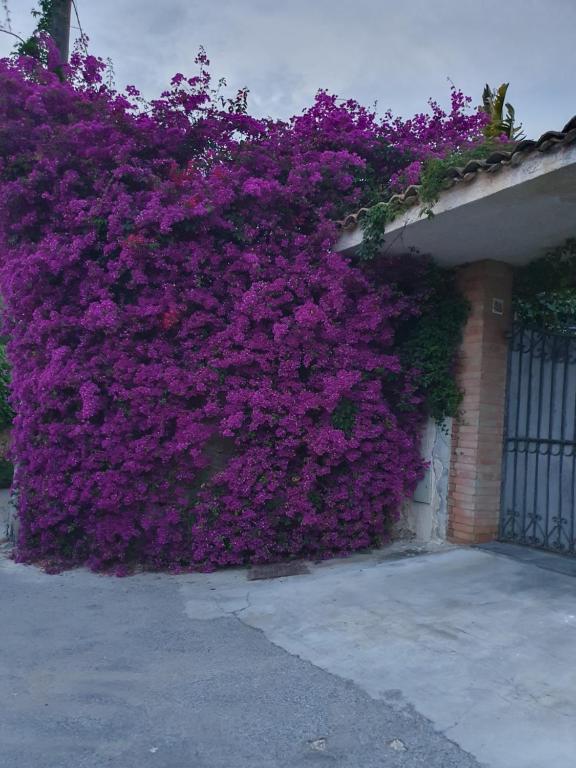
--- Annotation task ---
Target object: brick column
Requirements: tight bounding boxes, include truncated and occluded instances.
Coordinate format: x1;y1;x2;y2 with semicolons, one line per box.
447;260;513;545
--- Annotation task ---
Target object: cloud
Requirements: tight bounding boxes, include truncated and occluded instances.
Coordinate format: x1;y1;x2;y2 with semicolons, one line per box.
2;0;575;135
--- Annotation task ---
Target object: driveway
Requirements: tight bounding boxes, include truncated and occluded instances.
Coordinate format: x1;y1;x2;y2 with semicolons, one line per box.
1;544;576;768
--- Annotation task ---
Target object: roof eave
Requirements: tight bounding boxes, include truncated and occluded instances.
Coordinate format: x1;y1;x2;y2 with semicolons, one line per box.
336;127;576;268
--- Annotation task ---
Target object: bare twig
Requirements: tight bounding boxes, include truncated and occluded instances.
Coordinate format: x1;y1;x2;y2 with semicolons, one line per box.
71;0;87;51
0;26;25;44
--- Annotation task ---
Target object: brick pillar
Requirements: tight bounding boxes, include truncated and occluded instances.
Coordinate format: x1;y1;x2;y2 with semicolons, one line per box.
447;260;513;545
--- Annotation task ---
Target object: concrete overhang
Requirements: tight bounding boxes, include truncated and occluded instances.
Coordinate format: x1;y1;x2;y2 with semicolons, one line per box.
336;142;576;267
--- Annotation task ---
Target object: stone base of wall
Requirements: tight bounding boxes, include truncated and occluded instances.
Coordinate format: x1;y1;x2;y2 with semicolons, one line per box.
0;488;17;543
396;418;452;543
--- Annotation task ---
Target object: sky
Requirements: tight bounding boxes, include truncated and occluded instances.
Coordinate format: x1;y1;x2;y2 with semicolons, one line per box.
2;0;576;137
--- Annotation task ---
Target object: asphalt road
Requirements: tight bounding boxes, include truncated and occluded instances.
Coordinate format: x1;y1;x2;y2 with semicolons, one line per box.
0;550;480;768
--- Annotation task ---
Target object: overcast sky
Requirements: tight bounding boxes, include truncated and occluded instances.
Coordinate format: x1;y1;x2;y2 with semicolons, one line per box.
2;0;575;137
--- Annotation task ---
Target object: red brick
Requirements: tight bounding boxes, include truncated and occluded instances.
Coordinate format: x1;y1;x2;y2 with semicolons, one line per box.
447;260;513;545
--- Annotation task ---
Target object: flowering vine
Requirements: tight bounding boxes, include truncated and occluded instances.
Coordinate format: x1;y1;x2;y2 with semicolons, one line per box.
0;45;487;571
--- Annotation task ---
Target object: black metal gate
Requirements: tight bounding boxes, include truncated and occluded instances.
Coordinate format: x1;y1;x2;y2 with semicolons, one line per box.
500;325;576;553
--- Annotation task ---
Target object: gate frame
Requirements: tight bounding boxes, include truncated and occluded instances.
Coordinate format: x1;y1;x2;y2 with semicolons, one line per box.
499;324;576;553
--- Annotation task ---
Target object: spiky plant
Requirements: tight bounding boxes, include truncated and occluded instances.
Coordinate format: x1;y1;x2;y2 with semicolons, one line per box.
482;83;524;141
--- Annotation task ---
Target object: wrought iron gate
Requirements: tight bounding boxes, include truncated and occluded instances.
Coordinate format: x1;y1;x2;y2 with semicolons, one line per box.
500;325;576;553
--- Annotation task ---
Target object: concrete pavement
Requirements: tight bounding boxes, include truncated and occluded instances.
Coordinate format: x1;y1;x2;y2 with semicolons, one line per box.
2;544;576;767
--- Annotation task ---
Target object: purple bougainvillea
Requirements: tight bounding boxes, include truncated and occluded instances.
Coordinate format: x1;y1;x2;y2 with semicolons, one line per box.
0;45;487;571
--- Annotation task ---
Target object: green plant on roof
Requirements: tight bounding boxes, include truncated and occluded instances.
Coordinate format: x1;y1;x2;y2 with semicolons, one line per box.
482;83;524;141
514;238;576;332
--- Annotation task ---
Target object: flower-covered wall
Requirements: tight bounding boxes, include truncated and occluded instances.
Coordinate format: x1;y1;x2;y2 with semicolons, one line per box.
0;46;486;572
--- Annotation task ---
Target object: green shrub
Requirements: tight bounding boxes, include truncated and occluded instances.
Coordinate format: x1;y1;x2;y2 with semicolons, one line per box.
0;344;13;430
514;239;576;332
0;458;13;489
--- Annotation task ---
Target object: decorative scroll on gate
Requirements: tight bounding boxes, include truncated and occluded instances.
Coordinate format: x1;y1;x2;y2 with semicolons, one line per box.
500;325;576;553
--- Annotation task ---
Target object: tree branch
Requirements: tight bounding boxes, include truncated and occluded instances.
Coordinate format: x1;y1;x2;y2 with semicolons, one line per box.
0;26;25;44
71;0;87;50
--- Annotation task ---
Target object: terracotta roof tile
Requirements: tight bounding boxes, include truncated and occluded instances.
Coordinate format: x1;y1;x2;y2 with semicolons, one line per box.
338;115;576;231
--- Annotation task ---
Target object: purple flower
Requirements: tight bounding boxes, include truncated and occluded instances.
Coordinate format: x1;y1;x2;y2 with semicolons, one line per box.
0;47;479;571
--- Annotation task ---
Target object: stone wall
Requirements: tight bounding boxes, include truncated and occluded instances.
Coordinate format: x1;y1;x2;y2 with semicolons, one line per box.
0;428;15;542
398;418;452;543
0;488;15;543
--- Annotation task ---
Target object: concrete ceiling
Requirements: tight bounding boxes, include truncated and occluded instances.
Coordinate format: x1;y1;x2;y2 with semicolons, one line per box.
336;143;576;267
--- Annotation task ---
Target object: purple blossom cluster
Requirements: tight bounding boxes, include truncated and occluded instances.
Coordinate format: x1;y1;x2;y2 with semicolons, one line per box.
381;89;490;190
0;48;485;571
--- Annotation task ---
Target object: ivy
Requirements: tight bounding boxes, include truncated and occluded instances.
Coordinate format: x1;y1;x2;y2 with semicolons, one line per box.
359;209;470;424
16;0;57;61
0;343;13;430
514;239;576;332
358;136;516;253
417;140;515;217
356;145;504;260
0;343;14;490
0;458;13;488
358;199;406;261
356;132;526;423
397;264;470;423
360;211;469;422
